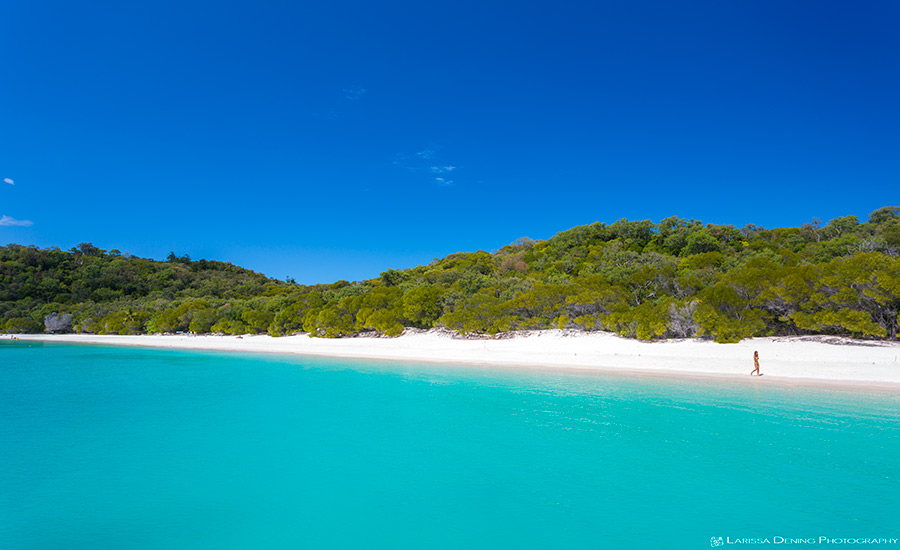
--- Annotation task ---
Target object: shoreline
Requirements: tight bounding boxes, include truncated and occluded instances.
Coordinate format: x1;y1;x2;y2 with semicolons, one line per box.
10;330;900;391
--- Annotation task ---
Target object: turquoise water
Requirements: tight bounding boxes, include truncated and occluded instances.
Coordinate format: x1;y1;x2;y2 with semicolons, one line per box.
1;341;898;549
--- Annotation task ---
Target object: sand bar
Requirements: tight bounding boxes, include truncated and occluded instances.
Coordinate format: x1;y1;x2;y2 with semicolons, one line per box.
12;330;900;390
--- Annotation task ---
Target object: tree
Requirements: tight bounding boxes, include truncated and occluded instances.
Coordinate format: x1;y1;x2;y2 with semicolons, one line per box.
402;286;444;328
869;206;900;225
99;309;151;334
361;308;405;336
604;301;670;340
3;317;43;333
823;215;859;238
2;207;899;343
440;292;514;335
668;300;698;338
794;253;900;339
695;283;768;343
241;310;275;333
683;230;720;256
379;268;408;287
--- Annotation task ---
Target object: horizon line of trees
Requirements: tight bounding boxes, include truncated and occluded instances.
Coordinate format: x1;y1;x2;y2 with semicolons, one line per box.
2;206;898;343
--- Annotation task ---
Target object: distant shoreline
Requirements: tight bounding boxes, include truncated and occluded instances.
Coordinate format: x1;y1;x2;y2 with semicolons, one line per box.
12;329;900;391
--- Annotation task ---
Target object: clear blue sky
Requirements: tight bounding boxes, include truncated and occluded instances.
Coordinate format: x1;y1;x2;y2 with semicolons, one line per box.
1;1;897;283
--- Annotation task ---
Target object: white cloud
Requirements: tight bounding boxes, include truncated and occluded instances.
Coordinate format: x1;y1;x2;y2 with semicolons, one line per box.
0;215;33;227
395;149;458;186
430;166;457;174
3;178;13;185
343;86;366;100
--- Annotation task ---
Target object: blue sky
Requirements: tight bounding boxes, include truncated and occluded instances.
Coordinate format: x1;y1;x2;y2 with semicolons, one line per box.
1;1;898;283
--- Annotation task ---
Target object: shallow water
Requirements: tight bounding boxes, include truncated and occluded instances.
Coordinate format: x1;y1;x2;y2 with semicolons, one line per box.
2;341;898;549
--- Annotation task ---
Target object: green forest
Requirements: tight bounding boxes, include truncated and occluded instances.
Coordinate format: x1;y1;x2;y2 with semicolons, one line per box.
2;207;899;343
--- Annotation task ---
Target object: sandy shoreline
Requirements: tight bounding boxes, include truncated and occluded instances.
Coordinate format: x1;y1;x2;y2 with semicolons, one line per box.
11;329;900;390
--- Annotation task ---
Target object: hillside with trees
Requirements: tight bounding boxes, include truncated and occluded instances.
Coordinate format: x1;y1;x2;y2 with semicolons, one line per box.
2;207;899;343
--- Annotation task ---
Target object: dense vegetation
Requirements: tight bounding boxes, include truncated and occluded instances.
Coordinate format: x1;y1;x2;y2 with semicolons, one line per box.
2;207;899;342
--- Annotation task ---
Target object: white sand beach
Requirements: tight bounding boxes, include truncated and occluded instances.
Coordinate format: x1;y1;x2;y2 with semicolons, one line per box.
13;330;900;389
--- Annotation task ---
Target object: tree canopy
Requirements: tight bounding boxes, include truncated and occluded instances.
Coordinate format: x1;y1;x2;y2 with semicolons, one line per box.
3;207;899;343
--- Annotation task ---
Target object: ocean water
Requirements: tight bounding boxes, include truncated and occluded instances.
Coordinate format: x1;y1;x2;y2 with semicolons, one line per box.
1;341;898;549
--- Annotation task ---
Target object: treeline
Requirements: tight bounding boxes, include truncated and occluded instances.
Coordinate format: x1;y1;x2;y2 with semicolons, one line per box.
2;207;899;342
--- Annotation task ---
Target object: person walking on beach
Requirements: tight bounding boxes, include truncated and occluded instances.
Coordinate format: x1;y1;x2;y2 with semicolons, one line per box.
751;351;760;376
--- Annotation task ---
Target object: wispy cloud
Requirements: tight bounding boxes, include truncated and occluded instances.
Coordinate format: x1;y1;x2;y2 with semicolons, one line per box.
392;153;416;172
343;86;366;100
3;178;13;185
0;215;33;227
394;147;461;187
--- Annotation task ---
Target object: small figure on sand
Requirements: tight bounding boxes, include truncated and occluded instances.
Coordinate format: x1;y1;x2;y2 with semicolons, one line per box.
751;350;761;376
